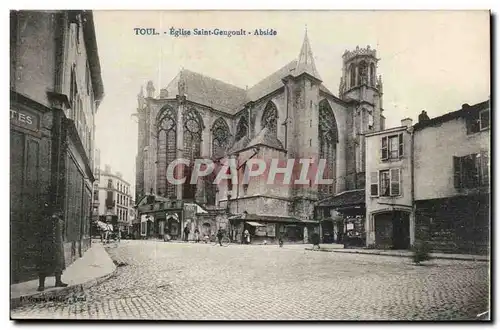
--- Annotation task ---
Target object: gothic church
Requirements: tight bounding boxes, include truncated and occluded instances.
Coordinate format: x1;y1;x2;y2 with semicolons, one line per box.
135;32;385;241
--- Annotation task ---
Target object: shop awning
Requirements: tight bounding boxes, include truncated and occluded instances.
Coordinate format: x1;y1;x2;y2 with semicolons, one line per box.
246;221;265;227
316;189;365;208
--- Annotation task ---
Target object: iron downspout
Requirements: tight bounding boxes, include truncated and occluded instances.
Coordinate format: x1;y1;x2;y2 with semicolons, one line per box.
410;128;415;246
283;83;289;150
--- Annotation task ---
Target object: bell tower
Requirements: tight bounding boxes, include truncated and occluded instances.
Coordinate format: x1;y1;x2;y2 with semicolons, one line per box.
339;46;385;189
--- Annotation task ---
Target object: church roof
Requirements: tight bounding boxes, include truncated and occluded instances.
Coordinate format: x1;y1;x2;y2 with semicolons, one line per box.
163;33;333;114
228;135;251;154
245;127;284;151
165;69;247;114
245;60;297;101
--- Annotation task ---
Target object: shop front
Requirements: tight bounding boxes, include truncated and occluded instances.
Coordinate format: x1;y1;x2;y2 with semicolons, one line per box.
229;212;318;244
315;189;366;246
136;194;185;240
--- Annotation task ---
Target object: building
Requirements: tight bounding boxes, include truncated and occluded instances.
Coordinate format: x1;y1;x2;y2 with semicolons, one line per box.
413;101;490;254
134;32;385;243
93;165;134;235
363;101;490;254
365;119;413;249
10;10;104;283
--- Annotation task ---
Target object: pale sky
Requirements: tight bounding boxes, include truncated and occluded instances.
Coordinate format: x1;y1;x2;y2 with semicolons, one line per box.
93;10;490;195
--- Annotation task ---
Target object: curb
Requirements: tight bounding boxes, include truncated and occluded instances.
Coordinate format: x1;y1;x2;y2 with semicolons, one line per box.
11;255;118;310
304;248;489;262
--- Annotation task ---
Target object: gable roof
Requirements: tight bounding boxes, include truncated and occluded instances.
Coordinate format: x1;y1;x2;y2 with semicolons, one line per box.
160;34;335;114
166;69;248;114
228;135;251;154
245;126;284;151
245;60;297;102
413;100;490;131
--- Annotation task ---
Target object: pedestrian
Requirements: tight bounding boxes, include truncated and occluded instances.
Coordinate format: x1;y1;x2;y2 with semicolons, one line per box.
278;234;284;248
311;232;321;250
244;229;250;245
183;225;190;242
216;228;224;246
37;210;68;292
194;228;200;243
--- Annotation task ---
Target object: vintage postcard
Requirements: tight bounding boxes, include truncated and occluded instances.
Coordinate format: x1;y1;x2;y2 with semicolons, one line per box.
9;10;491;321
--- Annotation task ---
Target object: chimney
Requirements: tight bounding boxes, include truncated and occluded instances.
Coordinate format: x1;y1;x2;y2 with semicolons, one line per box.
418;110;430;123
159;88;169;98
401;118;413;128
105;164;111;173
117;172;122;178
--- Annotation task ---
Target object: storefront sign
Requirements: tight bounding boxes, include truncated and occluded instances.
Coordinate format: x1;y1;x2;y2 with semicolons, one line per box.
10;108;39;132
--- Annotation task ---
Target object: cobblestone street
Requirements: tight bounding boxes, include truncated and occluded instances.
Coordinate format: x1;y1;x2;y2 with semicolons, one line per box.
11;241;490;320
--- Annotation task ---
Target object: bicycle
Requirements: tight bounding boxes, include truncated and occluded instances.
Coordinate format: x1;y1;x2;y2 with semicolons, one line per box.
211;234;230;247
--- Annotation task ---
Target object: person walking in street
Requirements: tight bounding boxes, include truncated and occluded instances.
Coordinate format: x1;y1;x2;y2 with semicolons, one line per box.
194;228;200;243
243;229;250;245
311;232;321;250
37;210;68;292
216;228;224;246
183;225;190;242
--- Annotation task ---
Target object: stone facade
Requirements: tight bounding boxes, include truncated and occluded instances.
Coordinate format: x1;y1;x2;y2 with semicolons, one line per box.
10;10;104;283
413;102;490;254
134;33;384;240
365;121;414;249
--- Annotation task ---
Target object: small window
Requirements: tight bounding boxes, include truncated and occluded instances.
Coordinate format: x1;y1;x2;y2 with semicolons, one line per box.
381;133;404;160
480;109;490;131
107;179;112;189
379;170;390;196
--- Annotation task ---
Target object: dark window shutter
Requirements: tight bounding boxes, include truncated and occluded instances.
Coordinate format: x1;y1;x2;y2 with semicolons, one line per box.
370;171;379;196
390;168;400;196
398;133;404;157
453;156;462;189
381;136;388;160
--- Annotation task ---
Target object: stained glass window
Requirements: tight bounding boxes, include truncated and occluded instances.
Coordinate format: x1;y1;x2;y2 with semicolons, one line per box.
212;117;231;159
235;116;248;141
157;106;177;197
318;100;338;197
183;108;203;199
262;102;278;135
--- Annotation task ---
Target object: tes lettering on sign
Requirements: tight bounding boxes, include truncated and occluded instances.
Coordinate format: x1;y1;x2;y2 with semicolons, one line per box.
10;109;39;131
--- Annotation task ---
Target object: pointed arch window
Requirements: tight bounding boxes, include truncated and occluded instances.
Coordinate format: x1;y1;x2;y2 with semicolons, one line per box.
318;100;338;197
370;63;376;87
183;108;204;200
349;64;356;88
157;106;177;198
235;116;248;141
359;61;368;85
262;102;278;135
212;117;231;159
